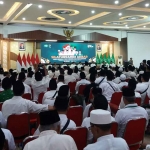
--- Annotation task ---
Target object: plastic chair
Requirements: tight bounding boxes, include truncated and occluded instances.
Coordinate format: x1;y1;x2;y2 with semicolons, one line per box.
67;106;83;126
37;92;45;104
111;122;118;137
69;97;77;106
135;97;141;106
0;102;3;111
22;93;32;100
144;94;149;105
88;88;93;102
78;85;87;96
23;136;39;148
64;127;87;150
7;113;30;143
123;118;146;150
109;92;122;114
68;82;76;94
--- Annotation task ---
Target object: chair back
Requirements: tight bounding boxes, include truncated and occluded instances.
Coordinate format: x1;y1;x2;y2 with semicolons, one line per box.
64;127;87;150
23;136;39;148
135;97;141;106
111;122;118;137
68;82;76;94
110;92;122;106
0;102;3;111
67;106;83;126
144;94;149;105
123;118;146;148
88;88;93;101
78;85;87;96
69;97;77;106
22;93;31;100
7;113;30;143
37;92;45;104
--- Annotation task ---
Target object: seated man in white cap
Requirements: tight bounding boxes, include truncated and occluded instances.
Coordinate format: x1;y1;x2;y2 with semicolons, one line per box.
118;74;128;90
84;109;129;150
82;94;114;144
95;69;107;85
115;87;148;137
24;110;77;150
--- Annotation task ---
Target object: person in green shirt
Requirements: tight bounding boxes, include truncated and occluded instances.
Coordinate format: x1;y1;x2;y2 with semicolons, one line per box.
0;77;14;102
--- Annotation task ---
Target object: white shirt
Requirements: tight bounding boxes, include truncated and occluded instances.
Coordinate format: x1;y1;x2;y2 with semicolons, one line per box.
2;128;16;150
113;77;121;84
64;75;76;84
24;77;32;86
49;71;59;78
23;82;31;94
24;130;77;150
84;66;90;72
115;103;149;137
82;71;88;76
119;92;141;109
72;73;79;80
75;79;90;93
100;81;120;101
42;90;57;106
57;82;65;91
77;64;83;69
84;134;129;150
34;114;76;136
0;111;6;127
95;76;107;85
136;82;149;104
31;76;50;100
118;82;128;90
2;96;48;119
86;74;90;80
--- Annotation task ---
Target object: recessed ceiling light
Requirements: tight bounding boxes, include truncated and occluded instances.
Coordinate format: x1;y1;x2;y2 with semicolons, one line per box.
45;40;57;42
0;1;4;4
90;23;92;25
22;18;26;20
68;21;71;24
14;39;27;41
125;25;128;27
38;5;42;8
145;3;149;7
91;10;95;14
74;41;84;42
143;26;146;28
114;1;119;4
118;13;122;16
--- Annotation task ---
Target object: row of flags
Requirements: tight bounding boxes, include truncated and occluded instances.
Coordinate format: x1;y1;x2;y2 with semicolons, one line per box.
17;53;40;72
96;53;115;64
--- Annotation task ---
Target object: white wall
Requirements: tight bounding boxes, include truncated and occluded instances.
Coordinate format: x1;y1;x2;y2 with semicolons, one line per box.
127;32;150;67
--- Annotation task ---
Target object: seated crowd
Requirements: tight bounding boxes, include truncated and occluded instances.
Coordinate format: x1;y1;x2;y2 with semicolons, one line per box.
0;60;150;150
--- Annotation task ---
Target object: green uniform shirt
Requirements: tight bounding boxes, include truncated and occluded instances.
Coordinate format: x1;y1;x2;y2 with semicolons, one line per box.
0;89;14;102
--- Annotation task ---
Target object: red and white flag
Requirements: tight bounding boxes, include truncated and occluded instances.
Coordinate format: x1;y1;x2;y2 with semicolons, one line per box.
17;53;22;72
22;53;27;69
27;53;31;68
31;53;35;65
35;53;40;64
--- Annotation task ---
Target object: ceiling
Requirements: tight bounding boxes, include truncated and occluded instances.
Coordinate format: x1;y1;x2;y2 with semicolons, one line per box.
1;0;150;30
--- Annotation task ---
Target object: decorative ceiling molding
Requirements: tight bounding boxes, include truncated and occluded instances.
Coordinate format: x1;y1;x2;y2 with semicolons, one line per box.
127;7;150;12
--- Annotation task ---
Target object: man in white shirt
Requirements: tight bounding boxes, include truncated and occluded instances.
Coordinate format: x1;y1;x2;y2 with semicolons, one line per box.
124;65;134;79
18;72;31;94
115;87;148;137
77;62;83;69
82;94;114;143
24;71;34;86
49;67;59;78
34;96;76;135
64;68;76;84
31;69;50;100
81;67;88;76
24;110;77;150
57;75;65;91
75;72;90;94
2;81;53;119
84;61;90;73
95;69;106;85
84;109;129;150
118;74;128;90
72;67;79;80
136;73;149;105
100;70;120;101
